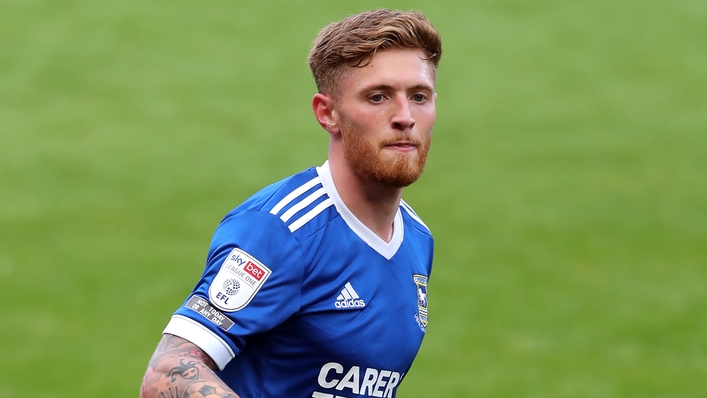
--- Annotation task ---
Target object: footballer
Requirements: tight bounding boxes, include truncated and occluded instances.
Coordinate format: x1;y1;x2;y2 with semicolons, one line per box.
141;9;442;398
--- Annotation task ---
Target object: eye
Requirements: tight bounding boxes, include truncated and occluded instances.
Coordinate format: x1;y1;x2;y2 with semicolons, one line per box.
412;93;427;103
369;94;385;103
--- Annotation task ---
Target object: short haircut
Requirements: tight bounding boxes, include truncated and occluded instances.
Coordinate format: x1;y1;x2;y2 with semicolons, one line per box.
308;9;442;96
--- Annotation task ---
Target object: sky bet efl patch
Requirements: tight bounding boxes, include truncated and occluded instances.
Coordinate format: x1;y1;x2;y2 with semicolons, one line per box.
209;248;271;312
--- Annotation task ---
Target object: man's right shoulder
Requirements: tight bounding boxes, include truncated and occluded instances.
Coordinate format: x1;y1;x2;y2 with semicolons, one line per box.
224;166;338;239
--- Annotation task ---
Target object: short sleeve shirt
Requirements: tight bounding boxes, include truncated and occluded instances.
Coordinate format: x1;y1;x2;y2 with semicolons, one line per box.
163;161;434;398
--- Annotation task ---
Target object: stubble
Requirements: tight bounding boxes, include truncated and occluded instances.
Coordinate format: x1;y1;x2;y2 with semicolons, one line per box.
341;121;431;188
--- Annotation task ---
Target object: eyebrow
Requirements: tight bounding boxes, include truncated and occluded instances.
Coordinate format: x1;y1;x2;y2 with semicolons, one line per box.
360;83;435;93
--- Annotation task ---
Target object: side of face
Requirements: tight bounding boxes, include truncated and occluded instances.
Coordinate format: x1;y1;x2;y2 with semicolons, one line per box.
314;48;437;188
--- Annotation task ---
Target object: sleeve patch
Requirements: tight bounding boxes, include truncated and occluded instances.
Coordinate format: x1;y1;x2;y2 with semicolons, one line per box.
208;248;272;312
185;296;234;331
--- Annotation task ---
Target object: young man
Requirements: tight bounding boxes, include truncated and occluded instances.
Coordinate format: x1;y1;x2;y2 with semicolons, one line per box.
141;9;442;398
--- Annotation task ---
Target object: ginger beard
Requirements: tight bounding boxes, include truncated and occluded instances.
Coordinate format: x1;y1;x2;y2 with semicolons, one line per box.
340;119;432;188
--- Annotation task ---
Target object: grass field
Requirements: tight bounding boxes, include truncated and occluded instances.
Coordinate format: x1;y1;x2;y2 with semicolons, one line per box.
1;0;706;397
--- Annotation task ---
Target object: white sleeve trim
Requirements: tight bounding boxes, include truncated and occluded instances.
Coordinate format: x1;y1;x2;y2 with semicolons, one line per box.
163;314;236;371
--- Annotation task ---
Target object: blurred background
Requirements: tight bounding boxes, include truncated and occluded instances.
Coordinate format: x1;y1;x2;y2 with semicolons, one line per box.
1;0;705;396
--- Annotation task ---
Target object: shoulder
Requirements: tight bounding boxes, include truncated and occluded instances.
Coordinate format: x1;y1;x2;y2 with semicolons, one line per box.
222;166;339;242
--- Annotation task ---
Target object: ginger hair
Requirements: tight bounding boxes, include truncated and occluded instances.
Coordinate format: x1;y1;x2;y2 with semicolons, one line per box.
308;9;442;96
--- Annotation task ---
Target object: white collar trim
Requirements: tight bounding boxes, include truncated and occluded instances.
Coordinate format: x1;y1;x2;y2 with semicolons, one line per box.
316;160;403;260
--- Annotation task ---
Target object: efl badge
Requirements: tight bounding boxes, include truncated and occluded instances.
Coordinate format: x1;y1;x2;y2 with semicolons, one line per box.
209;248;271;312
413;274;428;332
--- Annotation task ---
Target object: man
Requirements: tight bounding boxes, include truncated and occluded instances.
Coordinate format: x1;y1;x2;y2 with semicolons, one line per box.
141;9;442;398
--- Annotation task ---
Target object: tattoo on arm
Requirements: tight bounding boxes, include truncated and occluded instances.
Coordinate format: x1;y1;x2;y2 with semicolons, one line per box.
155;334;219;370
167;359;201;382
158;387;180;398
141;334;239;398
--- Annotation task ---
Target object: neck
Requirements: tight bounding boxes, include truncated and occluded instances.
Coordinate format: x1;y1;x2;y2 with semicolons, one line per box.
328;156;402;242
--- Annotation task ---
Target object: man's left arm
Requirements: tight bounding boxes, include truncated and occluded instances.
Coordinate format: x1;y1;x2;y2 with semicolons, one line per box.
140;334;239;398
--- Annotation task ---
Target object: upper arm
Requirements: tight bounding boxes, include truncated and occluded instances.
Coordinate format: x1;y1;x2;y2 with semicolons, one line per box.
141;334;240;398
147;333;218;372
165;211;305;366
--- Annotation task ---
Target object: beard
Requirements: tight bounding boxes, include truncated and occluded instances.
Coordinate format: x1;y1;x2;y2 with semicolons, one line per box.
340;121;432;188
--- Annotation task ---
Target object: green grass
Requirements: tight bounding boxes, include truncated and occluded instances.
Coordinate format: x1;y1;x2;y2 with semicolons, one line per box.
1;0;706;397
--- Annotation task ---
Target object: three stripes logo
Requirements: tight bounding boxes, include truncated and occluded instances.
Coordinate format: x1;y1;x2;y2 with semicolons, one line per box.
334;282;366;309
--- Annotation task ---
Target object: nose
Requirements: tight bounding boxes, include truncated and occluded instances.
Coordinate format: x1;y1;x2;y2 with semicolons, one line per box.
391;96;415;131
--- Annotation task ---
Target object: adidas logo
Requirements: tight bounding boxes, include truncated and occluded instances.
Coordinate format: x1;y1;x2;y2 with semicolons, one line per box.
335;282;366;309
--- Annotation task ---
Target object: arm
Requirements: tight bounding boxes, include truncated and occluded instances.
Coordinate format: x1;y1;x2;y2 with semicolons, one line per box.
140;333;240;398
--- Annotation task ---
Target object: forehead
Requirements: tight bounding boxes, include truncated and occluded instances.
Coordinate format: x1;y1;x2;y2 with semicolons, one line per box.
336;48;436;95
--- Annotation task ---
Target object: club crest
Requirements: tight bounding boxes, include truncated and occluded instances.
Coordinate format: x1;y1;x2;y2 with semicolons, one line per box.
413;274;428;332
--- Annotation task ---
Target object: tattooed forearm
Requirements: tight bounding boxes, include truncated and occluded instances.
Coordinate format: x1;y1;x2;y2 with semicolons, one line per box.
158;386;180;398
182;381;239;398
140;334;240;398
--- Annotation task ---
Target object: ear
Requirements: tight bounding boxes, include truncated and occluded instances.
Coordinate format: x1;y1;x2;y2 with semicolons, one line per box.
312;93;339;134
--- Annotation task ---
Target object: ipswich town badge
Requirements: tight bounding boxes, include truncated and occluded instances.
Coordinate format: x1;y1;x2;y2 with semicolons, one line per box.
209;248;271;312
413;274;429;332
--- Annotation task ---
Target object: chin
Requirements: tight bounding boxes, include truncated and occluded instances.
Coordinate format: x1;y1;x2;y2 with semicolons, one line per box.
366;155;427;188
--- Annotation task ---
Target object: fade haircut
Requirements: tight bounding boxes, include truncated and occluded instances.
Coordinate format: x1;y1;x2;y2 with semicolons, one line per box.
308;9;442;97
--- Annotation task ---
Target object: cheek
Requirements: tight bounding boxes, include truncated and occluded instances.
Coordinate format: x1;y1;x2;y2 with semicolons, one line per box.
415;107;436;129
341;109;381;135
344;102;387;122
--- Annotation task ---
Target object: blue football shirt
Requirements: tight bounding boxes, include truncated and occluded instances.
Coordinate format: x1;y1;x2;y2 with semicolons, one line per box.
163;161;434;398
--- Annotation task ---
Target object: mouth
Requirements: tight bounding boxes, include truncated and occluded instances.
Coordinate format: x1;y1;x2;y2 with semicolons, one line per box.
384;140;418;152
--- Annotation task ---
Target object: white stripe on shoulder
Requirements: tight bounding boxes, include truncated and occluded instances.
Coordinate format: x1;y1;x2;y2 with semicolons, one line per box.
269;176;321;215
401;200;429;231
288;197;334;232
280;187;326;222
